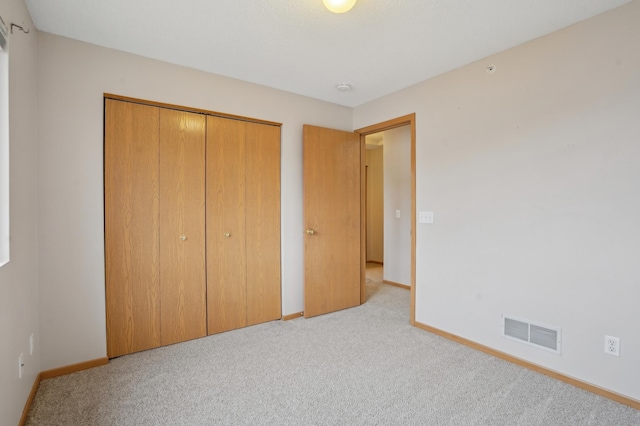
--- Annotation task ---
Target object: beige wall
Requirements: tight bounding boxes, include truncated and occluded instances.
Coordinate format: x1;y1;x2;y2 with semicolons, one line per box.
0;0;39;424
383;126;412;286
35;33;352;371
354;1;640;400
4;2;639;420
366;147;383;262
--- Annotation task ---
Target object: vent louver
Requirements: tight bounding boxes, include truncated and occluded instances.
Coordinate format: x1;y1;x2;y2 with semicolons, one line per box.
0;17;7;51
502;315;561;354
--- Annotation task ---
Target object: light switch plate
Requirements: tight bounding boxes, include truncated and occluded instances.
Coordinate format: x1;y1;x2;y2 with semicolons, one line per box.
419;211;434;224
395;210;401;219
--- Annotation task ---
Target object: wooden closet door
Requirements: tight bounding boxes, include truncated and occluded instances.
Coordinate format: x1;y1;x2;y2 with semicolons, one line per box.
206;116;247;334
105;99;161;358
159;109;207;345
245;123;282;325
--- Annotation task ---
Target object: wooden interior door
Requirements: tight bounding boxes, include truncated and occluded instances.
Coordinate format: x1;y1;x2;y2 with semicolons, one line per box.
245;122;282;325
303;125;362;318
159;109;207;345
206;116;248;334
105;99;161;358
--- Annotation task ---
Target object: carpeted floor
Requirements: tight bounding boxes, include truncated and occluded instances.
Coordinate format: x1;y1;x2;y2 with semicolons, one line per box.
26;264;640;425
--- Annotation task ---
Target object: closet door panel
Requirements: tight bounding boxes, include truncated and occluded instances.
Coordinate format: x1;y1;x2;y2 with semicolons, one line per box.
104;100;161;358
206;116;247;334
159;109;207;345
245;123;282;326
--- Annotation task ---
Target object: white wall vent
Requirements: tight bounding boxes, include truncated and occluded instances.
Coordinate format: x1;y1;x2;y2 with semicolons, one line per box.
502;315;561;354
0;16;8;51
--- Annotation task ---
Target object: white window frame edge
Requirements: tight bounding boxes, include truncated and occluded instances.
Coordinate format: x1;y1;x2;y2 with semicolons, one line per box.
0;14;9;267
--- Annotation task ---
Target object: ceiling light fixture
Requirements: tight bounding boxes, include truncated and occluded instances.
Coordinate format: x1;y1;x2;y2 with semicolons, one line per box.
323;0;357;14
336;83;352;92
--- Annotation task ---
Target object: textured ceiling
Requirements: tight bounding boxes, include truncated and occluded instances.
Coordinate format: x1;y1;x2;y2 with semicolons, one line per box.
25;0;631;107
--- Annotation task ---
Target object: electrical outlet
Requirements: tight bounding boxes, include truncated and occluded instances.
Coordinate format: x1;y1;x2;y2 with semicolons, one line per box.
18;353;24;379
604;335;620;357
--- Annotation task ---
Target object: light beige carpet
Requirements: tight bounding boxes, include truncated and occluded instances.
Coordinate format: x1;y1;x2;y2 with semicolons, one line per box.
26;264;640;425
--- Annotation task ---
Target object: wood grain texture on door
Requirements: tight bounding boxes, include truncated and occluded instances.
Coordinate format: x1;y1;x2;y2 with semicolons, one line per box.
105;99;161;358
303;125;361;318
206;116;248;334
245;122;282;326
159;109;207;345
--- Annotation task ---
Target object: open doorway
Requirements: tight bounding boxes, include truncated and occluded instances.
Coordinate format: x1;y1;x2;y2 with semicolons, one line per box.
356;114;416;324
365;133;384;266
364;127;412;285
301;115;415;322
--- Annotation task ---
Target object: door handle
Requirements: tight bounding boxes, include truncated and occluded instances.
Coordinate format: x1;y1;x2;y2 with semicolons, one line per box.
180;235;187;241
224;232;231;238
305;229;316;235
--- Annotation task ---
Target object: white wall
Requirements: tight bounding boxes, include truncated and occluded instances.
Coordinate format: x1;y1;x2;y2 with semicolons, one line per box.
383;126;411;286
0;0;39;424
36;33;352;370
354;1;640;400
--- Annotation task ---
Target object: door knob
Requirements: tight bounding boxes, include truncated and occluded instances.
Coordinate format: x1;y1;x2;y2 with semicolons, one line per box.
305;229;316;235
180;235;187;241
224;232;231;238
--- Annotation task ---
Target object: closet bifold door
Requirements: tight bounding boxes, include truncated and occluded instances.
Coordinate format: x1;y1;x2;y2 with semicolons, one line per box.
245;122;281;325
105;99;161;358
206;116;247;334
159;109;207;345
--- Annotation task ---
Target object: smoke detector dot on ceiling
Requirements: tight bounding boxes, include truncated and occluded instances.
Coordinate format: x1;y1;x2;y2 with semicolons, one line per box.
336;83;352;92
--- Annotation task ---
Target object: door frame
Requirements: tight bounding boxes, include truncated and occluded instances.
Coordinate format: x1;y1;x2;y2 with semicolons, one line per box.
355;114;416;325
